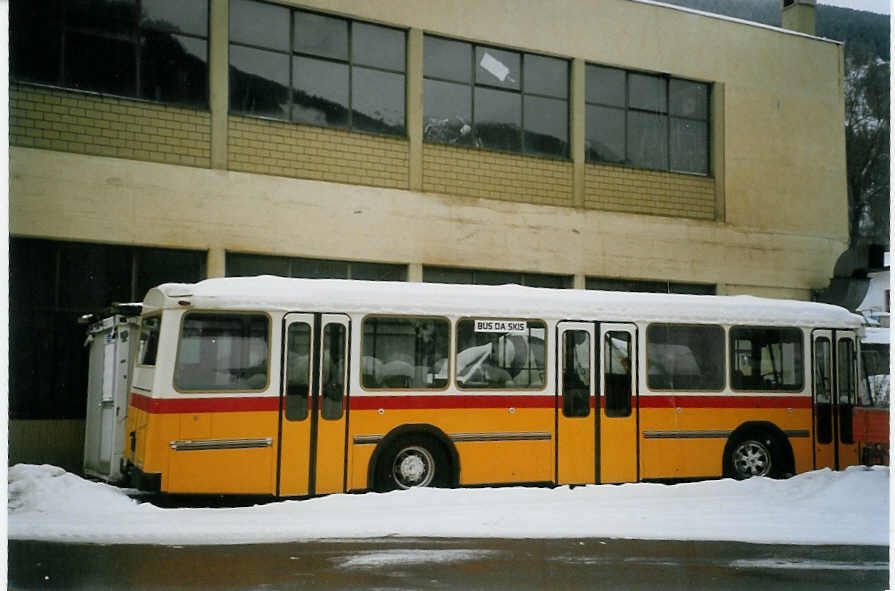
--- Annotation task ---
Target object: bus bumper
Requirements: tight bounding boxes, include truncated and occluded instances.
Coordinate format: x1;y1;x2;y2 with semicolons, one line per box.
123;461;162;492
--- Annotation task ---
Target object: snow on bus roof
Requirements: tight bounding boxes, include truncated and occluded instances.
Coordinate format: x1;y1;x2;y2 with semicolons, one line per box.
147;276;863;328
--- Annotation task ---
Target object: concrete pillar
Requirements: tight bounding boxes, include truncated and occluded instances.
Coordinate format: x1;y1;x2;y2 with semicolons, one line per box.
207;246;227;278
573;274;586;290
570;58;586;208
209;0;229;170
407;29;424;191
407;262;423;282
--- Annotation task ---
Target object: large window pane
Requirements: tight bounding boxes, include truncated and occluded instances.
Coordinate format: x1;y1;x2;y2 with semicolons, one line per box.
562;330;591;418
321;323;347;420
423;79;473;146
292;56;349;128
586;65;626;107
627;111;668;170
351;68;405;135
523;95;568;157
352;22;405;71
604;331;632;417
291;258;350;279
524;54;568;99
136;248;207;299
474;87;521;152
456;319;546;389
229;45;290;119
141;0;208;36
226;253;290;277
629;73;667;113
424;36;471;83
814;337;833;444
64;32;136;96
423;267;474;285
475;46;520;90
647;324;724;390
586;104;625;163
229;0;289;51
67;0;136;33
730;327;803;391
10;0;63;85
362;317;450;389
670;79;708;120
285;322;311;421
175;314;269;391
670;118;708;174
140;33;208;107
837;339;856;444
293;11;348;60
349;262;407;281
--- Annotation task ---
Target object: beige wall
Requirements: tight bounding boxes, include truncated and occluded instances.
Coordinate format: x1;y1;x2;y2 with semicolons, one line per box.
10;148;844;294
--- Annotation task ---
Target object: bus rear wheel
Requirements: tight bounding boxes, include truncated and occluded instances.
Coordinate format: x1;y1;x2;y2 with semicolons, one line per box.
375;436;450;492
725;431;787;479
731;438;773;478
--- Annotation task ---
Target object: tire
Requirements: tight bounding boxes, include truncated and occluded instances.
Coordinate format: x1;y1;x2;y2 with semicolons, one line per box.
726;433;782;479
374;435;451;492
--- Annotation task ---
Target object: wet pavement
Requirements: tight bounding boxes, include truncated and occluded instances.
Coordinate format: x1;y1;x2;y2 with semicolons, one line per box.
8;538;889;590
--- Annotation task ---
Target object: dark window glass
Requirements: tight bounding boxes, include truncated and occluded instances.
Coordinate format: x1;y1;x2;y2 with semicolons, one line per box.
646;324;724;391
475;46;520;90
351;68;405;135
64;31;137;96
67;0;136;31
814;337;833;444
474;87;521;152
627;111;668;170
523;95;568;157
837;339;855;444
423;266;571;288
669;79;708;120
586;105;625;163
349;262;407;282
586;277;715;294
175;314;269;391
292;258;350;279
135;248;207;300
424;36;471;83
226;253;290;277
229;0;289;50
226;252;406;281
562;330;591;417
285;322;311;421
423;267;474;285
730;327;803;391
457;319;546;389
521;273;573;289
10;0;63;85
140;33;208;105
292;56;350;128
362;317;450;389
229;45;290;119
423;79;474;146
321;323;347;420
586;65;625;107
604;331;632;417
352;22;405;71
141;0;208;36
669;118;708;175
629;73;667;113
138;316;162;366
524;54;568;99
293;11;348;60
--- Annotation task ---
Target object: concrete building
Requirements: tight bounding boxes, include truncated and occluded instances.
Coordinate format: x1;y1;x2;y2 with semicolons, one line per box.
9;0;847;471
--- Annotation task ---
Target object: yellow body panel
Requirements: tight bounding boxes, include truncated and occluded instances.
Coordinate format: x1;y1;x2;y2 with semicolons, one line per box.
278;411;311;496
557;413;595;485
600;410;638;483
315;414;347;494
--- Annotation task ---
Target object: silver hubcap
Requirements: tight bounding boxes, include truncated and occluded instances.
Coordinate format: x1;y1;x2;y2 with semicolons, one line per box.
733;440;771;477
392;445;435;489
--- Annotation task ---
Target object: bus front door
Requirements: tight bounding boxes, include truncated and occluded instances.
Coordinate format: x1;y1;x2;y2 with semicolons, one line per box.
278;313;350;496
812;329;859;470
557;322;596;485
599;323;638;483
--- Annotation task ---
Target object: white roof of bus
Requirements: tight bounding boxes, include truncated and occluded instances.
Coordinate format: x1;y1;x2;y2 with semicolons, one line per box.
144;276;864;329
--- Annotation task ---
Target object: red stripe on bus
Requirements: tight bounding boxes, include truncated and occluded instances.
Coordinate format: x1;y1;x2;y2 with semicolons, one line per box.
130;392;280;414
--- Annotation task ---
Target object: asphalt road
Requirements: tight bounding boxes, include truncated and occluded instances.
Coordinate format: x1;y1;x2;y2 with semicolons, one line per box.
8;538;889;591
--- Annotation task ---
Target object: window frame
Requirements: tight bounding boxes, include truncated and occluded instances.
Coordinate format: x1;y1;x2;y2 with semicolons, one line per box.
359;314;452;392
454;317;549;391
228;0;407;138
11;0;211;110
136;313;163;368
585;63;711;176
645;322;725;392
173;310;272;393
728;326;805;392
423;33;570;159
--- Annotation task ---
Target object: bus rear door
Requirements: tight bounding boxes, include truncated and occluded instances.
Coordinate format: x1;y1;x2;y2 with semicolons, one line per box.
812;329;859;470
557;322;596;485
599;323;638;483
278;313;350;496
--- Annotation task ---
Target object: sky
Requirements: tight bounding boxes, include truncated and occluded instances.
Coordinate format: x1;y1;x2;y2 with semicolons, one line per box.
820;0;891;14
7;463;889;547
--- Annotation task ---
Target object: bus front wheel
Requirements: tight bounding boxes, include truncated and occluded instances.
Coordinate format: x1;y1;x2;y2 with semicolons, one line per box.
375;435;450;492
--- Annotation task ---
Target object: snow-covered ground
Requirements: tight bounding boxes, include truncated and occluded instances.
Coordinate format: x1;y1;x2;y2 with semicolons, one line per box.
7;464;889;546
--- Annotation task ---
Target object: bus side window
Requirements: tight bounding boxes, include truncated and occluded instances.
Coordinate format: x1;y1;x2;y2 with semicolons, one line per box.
837;339;855;444
604;331;632;417
285;323;311;421
562;330;590;417
814;337;832;444
321;323;346;420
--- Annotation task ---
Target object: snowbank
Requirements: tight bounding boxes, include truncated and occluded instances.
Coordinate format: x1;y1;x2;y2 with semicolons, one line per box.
7;464;889;546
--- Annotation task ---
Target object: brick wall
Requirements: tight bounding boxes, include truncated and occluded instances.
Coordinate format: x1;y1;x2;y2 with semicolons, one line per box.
585;163;716;220
10;84;211;168
422;144;573;207
229;116;409;190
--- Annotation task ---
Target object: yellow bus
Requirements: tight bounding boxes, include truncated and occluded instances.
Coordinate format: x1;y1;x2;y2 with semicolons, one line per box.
123;277;863;495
